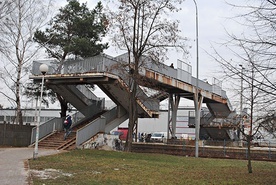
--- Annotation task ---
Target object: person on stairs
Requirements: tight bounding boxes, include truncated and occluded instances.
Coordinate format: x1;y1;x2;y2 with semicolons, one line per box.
63;115;72;140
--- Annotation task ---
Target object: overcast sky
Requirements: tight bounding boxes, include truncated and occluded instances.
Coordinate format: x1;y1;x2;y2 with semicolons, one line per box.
54;0;243;81
0;0;252;110
49;0;246;107
0;0;244;109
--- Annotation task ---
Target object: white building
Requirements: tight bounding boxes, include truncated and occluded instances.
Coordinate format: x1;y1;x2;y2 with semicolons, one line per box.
0;104;196;139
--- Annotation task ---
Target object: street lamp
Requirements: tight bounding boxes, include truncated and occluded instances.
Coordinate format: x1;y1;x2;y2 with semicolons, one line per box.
191;0;200;158
33;64;48;159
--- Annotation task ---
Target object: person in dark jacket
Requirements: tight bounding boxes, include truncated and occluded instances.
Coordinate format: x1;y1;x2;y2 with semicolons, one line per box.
63;115;72;139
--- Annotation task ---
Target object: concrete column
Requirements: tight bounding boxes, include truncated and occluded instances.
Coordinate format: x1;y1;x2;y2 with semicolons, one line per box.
168;94;180;138
194;92;203;157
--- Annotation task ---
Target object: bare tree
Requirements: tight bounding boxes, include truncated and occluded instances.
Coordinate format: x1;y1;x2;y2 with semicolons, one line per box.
107;0;188;151
0;0;52;125
224;0;276;100
0;1;12;18
225;0;276;140
210;39;275;173
226;0;276;64
209;0;276;173
212;20;276;172
0;1;13;53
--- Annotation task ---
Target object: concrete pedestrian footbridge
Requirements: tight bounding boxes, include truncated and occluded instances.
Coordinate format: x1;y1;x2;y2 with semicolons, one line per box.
29;53;235;149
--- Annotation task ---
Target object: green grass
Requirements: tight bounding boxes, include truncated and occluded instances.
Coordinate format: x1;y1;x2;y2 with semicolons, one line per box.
29;149;276;185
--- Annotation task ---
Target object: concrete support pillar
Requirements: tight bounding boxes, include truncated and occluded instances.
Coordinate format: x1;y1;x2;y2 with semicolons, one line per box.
167;94;180;139
194;92;203;157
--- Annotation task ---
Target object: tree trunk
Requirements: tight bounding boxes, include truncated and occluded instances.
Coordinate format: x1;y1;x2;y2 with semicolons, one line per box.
125;81;138;152
16;70;23;125
57;94;68;118
125;97;134;152
247;135;253;173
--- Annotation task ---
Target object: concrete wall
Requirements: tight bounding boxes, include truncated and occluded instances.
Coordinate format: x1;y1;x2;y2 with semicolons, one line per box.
80;133;123;151
0;123;34;147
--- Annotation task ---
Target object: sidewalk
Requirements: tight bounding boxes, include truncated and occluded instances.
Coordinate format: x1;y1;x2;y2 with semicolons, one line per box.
0;147;61;185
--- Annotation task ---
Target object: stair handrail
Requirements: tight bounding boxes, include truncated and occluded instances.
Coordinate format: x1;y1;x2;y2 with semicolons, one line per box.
70;111;85;128
75;106;119;147
76;84;101;101
30;117;63;144
76;116;106;147
200;112;215;125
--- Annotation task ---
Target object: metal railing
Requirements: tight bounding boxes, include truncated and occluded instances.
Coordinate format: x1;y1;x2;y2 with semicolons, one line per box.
30;111;86;145
31;54;224;98
32;53;230;110
30;117;63;144
134;140;276;161
75;106;123;147
70;111;85;128
177;59;192;84
200;112;215;125
212;77;222;96
102;106;118;123
76;85;101;101
76;117;106;147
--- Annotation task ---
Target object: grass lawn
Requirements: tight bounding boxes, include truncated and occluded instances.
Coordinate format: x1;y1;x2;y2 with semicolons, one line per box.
29;149;276;185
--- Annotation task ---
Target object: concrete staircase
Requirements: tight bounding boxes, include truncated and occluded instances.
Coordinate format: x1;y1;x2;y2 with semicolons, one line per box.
36;111;107;150
38;131;76;150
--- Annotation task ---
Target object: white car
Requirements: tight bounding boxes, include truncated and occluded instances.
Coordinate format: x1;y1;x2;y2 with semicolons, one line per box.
151;132;166;143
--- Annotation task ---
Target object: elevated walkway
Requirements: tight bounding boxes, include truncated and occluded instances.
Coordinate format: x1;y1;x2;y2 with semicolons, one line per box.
30;53;232;143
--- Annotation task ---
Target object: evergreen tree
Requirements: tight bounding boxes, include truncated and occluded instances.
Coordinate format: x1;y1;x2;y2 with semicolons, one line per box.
34;0;108;117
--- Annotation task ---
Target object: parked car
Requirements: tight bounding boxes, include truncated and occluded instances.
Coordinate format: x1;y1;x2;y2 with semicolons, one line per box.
111;131;123;139
111;128;128;141
151;132;166;143
117;128;128;141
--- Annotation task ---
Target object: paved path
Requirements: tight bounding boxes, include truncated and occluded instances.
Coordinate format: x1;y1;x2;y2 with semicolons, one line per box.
0;147;61;185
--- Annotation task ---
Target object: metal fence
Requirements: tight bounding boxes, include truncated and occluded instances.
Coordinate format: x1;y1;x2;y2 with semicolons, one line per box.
133;140;276;161
200;140;276;160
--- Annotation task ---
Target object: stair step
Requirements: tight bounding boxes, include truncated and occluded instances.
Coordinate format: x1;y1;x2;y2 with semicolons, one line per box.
36;114;102;150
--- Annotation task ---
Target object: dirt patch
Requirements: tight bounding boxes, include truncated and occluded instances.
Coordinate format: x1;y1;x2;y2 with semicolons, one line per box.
24;160;32;185
30;168;73;180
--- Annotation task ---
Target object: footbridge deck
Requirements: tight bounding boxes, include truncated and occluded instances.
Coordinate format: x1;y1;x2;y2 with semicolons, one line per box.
30;53;231;116
30;53;233;141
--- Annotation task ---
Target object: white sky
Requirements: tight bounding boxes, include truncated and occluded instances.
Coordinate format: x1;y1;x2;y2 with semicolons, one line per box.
53;0;243;81
1;0;246;109
60;0;244;105
49;0;246;109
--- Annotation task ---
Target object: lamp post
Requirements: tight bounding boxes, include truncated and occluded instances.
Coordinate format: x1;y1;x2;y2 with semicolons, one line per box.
33;64;48;159
191;0;200;158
